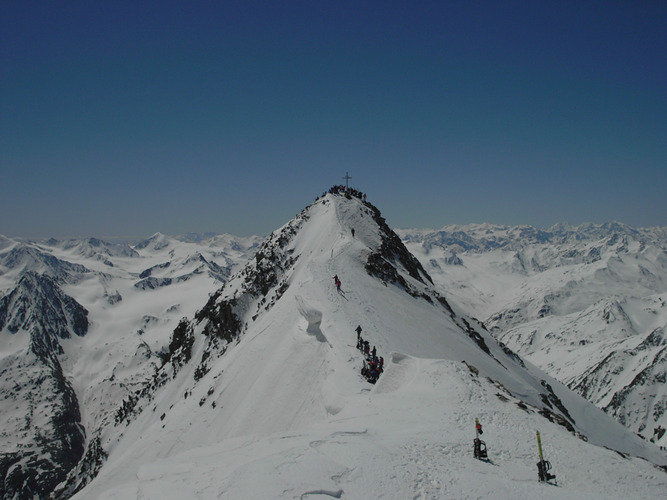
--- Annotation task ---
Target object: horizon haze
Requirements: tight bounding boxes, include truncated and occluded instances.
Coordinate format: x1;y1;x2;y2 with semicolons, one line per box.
2;2;666;239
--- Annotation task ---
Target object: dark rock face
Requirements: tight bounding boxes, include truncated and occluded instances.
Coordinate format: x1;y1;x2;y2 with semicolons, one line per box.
110;201;309;436
0;272;89;348
134;277;173;290
0;272;88;499
139;261;171;278
182;209;306;381
0;363;77;498
51;436;107;499
364;202;433;288
165;318;196;373
0;364;84;498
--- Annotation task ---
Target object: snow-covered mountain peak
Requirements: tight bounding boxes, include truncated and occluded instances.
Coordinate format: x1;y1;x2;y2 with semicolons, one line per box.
3;200;667;499
0;244;89;285
205;193;436;329
62;192;665;499
133;232;172;252
0;271;88;342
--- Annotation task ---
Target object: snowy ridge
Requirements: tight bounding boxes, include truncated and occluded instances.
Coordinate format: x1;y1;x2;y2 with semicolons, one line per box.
58;194;665;499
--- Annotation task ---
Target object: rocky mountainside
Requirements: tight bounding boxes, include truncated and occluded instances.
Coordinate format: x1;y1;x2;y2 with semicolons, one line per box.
0;233;260;498
400;222;667;444
0;272;89;498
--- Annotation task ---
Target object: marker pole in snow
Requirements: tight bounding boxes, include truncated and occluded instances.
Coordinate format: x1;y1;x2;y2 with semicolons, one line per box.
537;430;544;462
536;431;556;484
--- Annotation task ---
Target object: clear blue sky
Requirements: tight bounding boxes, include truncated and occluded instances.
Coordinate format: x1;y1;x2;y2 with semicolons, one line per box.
2;1;666;239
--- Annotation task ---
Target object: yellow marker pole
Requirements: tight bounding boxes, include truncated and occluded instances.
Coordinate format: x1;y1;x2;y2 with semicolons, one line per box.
537;430;544;461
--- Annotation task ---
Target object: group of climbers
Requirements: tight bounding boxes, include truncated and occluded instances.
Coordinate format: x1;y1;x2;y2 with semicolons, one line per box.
330;277;383;384
326;183;378;383
327;185;367;201
355;325;384;384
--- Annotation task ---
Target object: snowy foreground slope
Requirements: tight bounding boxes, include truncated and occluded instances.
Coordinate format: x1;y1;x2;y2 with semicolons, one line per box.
69;194;666;499
400;223;667;444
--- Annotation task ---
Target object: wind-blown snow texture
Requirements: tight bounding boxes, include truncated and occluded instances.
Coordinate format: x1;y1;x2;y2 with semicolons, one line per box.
1;198;666;499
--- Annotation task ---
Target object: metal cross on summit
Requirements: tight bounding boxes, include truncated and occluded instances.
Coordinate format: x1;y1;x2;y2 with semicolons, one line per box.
343;172;352;189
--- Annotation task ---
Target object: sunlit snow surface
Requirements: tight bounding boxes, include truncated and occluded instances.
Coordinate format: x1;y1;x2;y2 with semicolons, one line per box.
401;223;667;443
71;196;665;499
83;358;667;499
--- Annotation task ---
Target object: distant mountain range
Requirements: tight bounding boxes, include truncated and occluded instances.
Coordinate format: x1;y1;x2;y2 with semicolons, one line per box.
400;221;667;444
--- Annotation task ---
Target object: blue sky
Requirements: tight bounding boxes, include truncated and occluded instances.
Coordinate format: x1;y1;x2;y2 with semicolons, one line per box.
2;1;666;239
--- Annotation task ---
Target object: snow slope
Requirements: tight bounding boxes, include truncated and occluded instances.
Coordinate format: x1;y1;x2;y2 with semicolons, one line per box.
70;195;666;499
401;223;667;443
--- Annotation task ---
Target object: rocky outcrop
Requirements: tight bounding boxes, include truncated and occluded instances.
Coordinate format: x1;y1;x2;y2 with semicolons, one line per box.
0;272;88;498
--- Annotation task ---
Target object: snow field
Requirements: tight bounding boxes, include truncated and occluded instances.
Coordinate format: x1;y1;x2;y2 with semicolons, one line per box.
83;356;667;499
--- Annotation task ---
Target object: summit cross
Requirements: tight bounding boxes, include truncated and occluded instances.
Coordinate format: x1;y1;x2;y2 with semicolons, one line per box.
343;172;352;189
